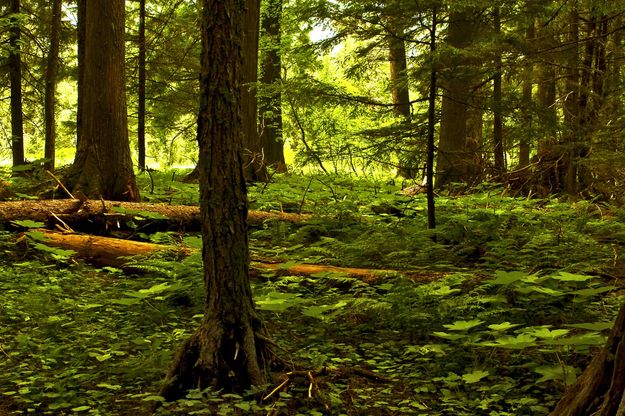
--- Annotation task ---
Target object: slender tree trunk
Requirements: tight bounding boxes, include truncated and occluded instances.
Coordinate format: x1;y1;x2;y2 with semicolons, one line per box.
519;22;534;168
160;0;274;400
137;0;147;171
9;0;25;167
563;6;580;194
69;0;139;201
76;0;86;148
241;0;267;181
536;20;557;156
44;0;62;172
426;7;437;230
492;7;505;175
259;0;286;171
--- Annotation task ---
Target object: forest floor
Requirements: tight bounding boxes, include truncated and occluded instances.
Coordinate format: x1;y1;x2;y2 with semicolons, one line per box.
1;169;625;415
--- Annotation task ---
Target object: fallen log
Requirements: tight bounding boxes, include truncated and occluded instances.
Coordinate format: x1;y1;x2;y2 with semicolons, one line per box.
2;199;310;232
25;230;441;283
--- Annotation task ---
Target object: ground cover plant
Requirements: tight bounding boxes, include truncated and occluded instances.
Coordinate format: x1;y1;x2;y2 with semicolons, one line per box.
0;170;624;415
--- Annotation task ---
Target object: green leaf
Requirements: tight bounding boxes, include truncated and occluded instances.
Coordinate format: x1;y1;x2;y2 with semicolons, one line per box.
482;334;537;349
551;272;595;282
33;243;75;257
487;322;521;332
97;383;122;390
525;327;570;339
431;285;461;296
234;403;251;411
571;286;615;297
12;220;45;228
462;370;489;384
534;365;577;385
490;271;527;285
565;322;613;331
71;406;91;412
443;319;484;331
432;332;468;341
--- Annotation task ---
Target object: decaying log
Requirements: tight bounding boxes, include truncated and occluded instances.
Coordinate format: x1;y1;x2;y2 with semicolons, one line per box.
2;199;310;232
26;230;436;283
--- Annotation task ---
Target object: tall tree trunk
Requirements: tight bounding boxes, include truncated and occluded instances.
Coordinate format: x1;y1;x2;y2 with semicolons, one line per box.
69;0;140;201
241;0;267;181
44;0;62;172
563;6;580;194
259;0;286;172
137;0;147;171
536;20;557;156
388;32;411;120
9;0;25;167
519;22;534;168
436;9;481;188
160;0;274;400
492;7;505;175
426;7;437;230
76;0;86;149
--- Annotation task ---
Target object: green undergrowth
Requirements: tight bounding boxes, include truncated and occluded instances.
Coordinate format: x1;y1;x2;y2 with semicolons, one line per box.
2;171;625;414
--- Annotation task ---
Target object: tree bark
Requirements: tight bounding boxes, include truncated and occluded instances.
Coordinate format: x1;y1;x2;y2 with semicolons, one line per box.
138;0;147;171
436;9;481;188
241;0;268;181
160;0;275;399
492;7;505;175
9;0;25;168
426;7;437;230
44;0;63;172
519;22;534;168
259;0;286;172
388;31;411;120
76;0;86;149
550;301;625;416
69;0;140;201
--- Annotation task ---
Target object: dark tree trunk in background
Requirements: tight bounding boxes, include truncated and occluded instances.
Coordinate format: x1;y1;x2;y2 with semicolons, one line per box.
76;0;86;148
9;0;25;167
519;22;534;168
436;9;481;188
241;0;267;181
550;301;625;416
160;0;274;400
492;7;505;175
69;0;139;201
536;20;557;155
44;0;62;171
259;0;286;172
138;0;147;171
563;7;580;194
426;7;437;230
388;32;411;120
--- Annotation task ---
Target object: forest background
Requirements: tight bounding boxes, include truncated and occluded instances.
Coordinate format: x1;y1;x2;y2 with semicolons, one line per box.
1;0;625;415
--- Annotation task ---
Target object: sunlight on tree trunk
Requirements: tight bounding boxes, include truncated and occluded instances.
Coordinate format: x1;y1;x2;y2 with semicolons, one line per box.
9;0;25;168
44;0;62;172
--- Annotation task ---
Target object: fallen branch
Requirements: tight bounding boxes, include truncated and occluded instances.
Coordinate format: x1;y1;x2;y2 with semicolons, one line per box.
21;230;442;283
1;199;311;232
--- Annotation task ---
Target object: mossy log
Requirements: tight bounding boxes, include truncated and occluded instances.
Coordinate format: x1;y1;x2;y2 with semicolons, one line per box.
1;199;310;232
26;230;433;283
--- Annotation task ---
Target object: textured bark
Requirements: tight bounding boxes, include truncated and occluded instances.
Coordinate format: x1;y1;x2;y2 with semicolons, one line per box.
388;32;411;120
259;0;286;171
436;9;481;188
0;199;310;231
138;0;147;171
9;0;25;167
492;7;505;175
519;22;534;168
426;7;437;230
241;0;267;181
76;0;85;149
160;0;274;399
550;302;625;416
44;0;62;172
69;0;139;201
